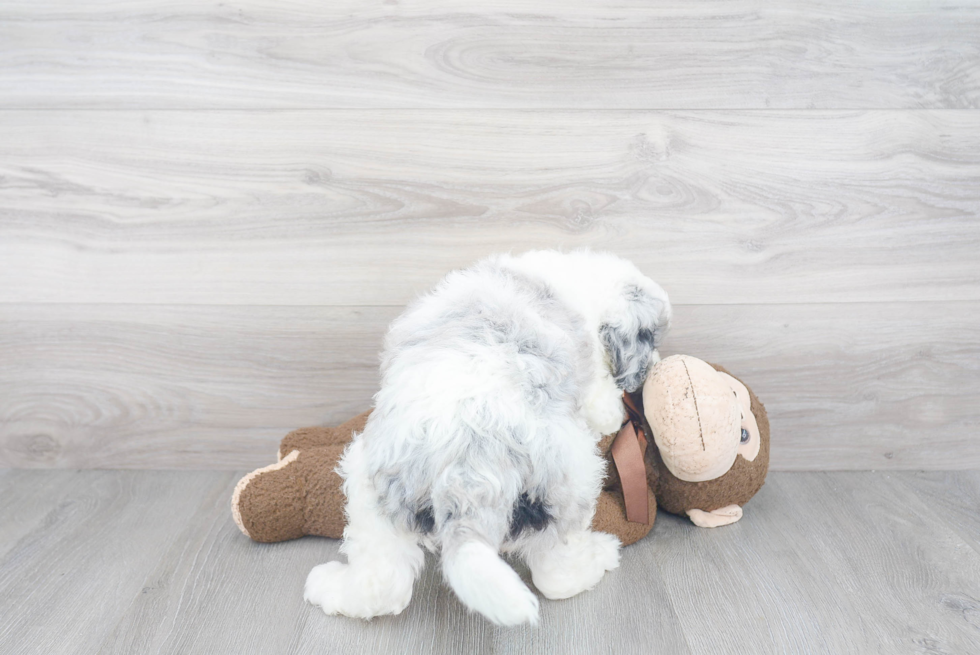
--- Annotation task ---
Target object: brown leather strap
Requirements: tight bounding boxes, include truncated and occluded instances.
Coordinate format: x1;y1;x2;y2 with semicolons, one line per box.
622;393;646;441
611;394;650;524
622;392;649;463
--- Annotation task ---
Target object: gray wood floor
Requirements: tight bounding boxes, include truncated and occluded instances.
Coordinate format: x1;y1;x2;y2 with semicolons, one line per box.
2;469;980;654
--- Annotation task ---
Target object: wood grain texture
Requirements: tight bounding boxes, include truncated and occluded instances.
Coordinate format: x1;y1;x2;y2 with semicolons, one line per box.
0;470;235;654
653;471;980;653
1;1;977;473
98;472;315;654
2;470;980;654
671;301;980;471
0;469;79;561
0;1;977;109
2;110;978;306
899;471;980;558
1;301;977;470
0;303;396;469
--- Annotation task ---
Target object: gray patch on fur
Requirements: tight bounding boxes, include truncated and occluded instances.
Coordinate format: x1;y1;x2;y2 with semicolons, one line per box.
600;285;669;392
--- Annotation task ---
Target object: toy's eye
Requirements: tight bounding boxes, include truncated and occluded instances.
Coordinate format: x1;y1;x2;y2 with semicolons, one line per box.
740;428;750;444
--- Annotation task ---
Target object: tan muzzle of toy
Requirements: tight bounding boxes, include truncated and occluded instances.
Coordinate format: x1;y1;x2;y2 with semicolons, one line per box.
642;355;742;482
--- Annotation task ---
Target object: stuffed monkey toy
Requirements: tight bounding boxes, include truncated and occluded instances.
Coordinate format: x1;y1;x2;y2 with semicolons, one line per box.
643;357;770;528
231;411;658;546
232;358;769;545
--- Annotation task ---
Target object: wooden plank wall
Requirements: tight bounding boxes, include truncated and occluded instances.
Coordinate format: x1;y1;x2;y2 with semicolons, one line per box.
1;1;978;470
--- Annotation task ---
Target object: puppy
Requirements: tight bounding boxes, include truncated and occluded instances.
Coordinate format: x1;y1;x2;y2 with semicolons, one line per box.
304;250;671;625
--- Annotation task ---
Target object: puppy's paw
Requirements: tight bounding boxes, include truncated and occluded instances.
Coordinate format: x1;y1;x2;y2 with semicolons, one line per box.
583;378;627;435
530;531;621;600
304;561;348;615
587;531;622;574
304;561;413;619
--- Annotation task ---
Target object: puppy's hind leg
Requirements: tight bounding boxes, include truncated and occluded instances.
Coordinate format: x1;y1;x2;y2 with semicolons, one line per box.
304;439;424;619
521;418;621;600
523;529;621;600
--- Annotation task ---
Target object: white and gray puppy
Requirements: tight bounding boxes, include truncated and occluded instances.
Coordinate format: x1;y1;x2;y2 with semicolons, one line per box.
305;250;671;625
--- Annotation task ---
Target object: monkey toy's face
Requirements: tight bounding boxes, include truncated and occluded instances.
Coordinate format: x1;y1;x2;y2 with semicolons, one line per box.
642;355;770;527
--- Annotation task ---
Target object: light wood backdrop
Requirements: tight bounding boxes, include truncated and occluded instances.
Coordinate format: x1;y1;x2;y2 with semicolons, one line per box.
1;0;978;469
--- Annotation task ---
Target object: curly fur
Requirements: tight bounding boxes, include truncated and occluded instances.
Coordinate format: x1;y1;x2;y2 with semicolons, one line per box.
304;250;671;625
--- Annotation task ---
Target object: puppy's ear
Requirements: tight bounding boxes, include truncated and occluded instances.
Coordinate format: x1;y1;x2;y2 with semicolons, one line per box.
600;285;670;392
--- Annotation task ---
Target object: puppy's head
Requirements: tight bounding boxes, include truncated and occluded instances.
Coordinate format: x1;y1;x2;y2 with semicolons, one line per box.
599;279;671;392
504;249;671;393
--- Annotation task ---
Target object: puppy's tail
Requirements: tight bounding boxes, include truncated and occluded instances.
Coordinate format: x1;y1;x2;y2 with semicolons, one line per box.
442;535;540;626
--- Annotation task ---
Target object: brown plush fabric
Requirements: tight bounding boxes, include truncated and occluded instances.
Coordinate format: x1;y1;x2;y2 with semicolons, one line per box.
595;410;658;544
235;444;347;542
591;486;657;546
650;363;770;516
233;362;767;545
278;411;371;459
234;412;655;546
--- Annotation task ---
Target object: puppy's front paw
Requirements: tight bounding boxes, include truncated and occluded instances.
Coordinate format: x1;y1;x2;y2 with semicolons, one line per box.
584;381;627;435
